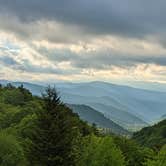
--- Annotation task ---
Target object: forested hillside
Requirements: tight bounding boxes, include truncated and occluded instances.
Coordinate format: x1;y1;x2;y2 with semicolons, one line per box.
133;119;166;149
0;84;165;166
2;80;166;132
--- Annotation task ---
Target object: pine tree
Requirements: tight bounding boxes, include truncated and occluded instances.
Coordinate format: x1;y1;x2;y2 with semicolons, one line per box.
29;86;80;166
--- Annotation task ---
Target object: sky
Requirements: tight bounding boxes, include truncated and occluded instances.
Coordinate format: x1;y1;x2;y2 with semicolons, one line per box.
0;0;166;85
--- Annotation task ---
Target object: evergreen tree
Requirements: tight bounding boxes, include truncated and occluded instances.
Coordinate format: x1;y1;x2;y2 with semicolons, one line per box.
29;86;80;166
18;84;32;102
6;83;15;89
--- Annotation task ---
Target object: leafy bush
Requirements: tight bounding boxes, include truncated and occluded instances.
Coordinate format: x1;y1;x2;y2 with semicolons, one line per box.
113;136;154;166
78;135;125;166
0;132;26;166
145;145;166;166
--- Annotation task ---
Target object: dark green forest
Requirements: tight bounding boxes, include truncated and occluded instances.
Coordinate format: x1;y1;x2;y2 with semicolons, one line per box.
0;84;165;166
133;119;166;150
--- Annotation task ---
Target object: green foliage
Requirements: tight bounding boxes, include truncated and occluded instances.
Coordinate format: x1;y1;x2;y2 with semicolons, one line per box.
0;84;32;106
28;87;84;166
0;85;93;166
113;136;154;166
0;101;40;130
0;84;165;166
145;145;166;166
0;132;26;166
0;103;20;129
133;120;166;150
78;135;125;166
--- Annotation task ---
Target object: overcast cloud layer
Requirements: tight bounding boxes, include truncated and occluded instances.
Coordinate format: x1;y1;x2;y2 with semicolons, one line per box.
0;0;166;84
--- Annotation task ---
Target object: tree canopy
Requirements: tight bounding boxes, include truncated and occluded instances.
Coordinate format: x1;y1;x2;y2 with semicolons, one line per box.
0;84;165;166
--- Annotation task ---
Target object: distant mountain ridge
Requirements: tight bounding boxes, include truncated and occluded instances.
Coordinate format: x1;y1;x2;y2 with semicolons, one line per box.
1;80;166;131
68;104;130;135
128;81;166;92
57;81;166;120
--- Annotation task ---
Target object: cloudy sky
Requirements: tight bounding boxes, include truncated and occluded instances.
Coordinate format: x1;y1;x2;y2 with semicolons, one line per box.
0;0;166;84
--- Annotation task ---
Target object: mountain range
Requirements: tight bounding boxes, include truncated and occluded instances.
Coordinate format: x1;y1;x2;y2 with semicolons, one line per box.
1;80;166;132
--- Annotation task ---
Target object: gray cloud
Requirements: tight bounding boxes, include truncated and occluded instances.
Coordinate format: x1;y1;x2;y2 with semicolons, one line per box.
0;0;166;82
0;0;166;39
71;54;166;69
0;52;80;75
15;60;80;75
36;47;166;70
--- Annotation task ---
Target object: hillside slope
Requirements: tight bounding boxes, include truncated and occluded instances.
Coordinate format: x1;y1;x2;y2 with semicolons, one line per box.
88;103;147;131
68;104;130;135
133;120;166;149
